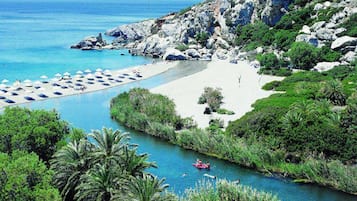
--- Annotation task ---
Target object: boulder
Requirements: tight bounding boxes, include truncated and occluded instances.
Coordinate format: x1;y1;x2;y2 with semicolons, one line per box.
331;36;357;53
340;51;356;62
70;33;107;50
212;49;228;60
216;37;230;49
314;3;324;11
296;34;319;47
316;28;335;40
313;62;341;72
185;49;201;59
163;48;187;60
311;21;326;31
300;25;311;34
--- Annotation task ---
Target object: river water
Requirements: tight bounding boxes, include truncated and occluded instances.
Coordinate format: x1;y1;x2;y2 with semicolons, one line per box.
1;0;356;200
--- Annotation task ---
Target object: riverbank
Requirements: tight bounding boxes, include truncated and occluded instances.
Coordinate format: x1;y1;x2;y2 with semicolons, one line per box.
151;60;284;128
0;61;178;109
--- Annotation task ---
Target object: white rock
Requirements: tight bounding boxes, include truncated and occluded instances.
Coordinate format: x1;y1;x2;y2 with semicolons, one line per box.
300;25;311;34
341;51;356;62
314;3;324;11
331;36;357;51
311;21;326;31
313;62;341;72
163;48;187;60
256;47;263;54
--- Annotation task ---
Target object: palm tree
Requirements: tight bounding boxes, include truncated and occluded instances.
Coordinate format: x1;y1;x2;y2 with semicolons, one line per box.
319;80;346;106
122;174;171;201
89;128;130;166
120;146;157;176
75;164;123;201
51;139;93;201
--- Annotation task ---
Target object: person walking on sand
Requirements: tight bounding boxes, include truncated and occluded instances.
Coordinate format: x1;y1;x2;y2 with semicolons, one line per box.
238;75;241;87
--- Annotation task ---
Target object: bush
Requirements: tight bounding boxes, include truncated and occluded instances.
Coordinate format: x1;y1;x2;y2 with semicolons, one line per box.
257;53;280;70
318;46;341;62
198;87;224;112
175;44;189;51
287;42;319;70
216;108;235;115
262;81;282;90
235;21;274;47
195;32;209;46
273;30;298;51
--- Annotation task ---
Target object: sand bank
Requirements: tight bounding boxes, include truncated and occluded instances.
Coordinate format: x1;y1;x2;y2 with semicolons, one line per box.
0;61;178;109
151;60;284;128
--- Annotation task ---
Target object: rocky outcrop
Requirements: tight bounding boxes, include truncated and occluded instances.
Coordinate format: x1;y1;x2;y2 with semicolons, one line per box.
70;33;113;50
98;0;295;60
331;36;357;53
163;48;187;60
313;62;341;72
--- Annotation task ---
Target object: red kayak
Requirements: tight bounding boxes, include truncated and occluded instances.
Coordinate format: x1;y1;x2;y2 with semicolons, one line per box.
193;162;210;170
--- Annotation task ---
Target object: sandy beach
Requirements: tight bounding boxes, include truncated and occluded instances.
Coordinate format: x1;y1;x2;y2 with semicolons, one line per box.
151;60;284;128
0;61;178;109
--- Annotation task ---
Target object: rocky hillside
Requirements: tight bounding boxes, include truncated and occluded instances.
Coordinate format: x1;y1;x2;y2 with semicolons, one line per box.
72;0;357;67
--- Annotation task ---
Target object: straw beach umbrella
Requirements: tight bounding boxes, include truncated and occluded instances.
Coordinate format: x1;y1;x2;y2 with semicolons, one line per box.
84;69;92;74
2;79;9;84
24;79;33;87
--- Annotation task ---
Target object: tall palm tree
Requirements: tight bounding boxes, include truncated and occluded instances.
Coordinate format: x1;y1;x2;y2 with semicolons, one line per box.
51;139;93;201
89;128;130;166
75;164;123;201
122;173;171;201
120;146;157;176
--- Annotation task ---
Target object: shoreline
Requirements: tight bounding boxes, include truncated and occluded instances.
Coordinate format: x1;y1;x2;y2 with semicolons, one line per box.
0;61;179;110
152;60;284;128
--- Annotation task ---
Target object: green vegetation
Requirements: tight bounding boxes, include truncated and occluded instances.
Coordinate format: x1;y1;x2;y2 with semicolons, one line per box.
235;21;274;48
195;32;209;46
0;107;70;162
51;128;175;201
176;43;189;51
110;88;195;141
0;151;61;201
287;42;319;70
182;180;280;201
0;106;279;201
198;87;223;112
110;67;357;194
337;13;357;37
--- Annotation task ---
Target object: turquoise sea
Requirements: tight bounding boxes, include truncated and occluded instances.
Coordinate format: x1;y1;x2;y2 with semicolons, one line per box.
0;0;356;200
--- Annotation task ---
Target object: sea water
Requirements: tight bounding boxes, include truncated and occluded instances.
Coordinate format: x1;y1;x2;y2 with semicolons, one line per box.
0;0;201;82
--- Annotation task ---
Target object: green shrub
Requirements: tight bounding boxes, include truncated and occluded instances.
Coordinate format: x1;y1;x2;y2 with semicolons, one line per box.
182;180;280;201
287;42;319;70
195;32;209;46
257;53;280;69
273;30;298;51
198;87;224;112
262;81;282;90
216;108;235;115
318;46;341;62
175;44;189;51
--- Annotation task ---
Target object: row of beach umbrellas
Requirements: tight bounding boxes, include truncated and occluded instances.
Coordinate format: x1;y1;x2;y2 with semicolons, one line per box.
0;68;122;89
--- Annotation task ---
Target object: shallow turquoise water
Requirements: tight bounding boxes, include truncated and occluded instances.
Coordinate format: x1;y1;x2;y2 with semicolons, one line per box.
1;0;356;200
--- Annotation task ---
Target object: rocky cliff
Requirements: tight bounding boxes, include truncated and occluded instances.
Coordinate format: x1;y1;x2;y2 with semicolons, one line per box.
72;0;357;65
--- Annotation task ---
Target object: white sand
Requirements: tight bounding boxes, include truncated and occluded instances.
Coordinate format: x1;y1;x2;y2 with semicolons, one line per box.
151;60;284;128
0;61;178;109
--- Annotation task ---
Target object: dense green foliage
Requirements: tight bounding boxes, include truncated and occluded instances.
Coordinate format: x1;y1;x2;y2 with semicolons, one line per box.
110;88;194;141
50;128;174;201
287;42;319;70
228;62;357;163
0;151;61;201
182;180;280;201
0;107;70;162
235;21;274;49
110;76;357;194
